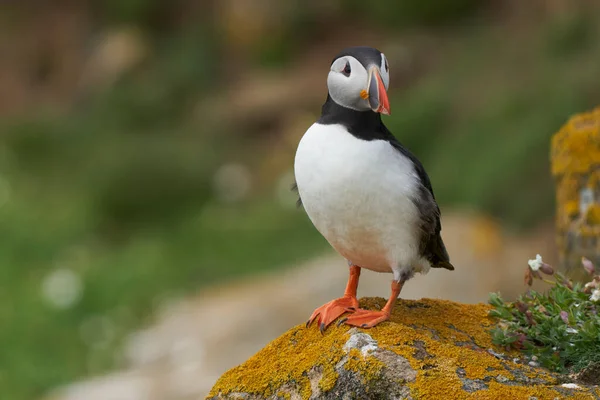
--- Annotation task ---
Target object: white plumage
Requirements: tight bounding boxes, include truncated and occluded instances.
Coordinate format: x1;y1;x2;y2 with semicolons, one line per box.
294;122;431;281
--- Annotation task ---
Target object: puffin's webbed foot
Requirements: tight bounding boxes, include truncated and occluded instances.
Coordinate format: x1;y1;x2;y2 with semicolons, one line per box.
306;295;359;333
307;264;361;333
338;308;389;328
338;279;405;329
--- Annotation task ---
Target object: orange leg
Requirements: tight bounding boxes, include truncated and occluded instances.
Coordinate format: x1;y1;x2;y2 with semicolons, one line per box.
307;265;360;333
339;279;404;329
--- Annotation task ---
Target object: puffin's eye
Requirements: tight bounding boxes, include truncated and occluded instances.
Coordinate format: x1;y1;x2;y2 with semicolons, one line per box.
342;61;351;77
384;59;389;72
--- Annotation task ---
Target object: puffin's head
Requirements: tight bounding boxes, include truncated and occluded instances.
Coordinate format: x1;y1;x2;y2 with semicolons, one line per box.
327;46;390;115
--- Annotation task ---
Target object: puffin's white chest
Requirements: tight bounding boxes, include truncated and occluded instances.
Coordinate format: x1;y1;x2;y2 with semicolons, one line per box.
294;123;425;274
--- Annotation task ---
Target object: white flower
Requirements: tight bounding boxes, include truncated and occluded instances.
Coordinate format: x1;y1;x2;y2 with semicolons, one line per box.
528;254;543;271
585;282;595;290
590;289;600;302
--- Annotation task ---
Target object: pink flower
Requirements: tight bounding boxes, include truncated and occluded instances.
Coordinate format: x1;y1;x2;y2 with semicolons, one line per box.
582;257;596;276
560;311;569;324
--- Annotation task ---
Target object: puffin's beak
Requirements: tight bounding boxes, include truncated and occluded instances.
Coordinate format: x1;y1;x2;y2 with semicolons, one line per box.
367;67;390;115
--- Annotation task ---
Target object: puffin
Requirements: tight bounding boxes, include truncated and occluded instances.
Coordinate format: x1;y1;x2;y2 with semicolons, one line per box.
293;46;454;332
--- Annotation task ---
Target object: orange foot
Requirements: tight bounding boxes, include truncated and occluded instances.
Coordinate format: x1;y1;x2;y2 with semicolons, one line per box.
339;279;404;328
338;308;390;328
307;295;359;333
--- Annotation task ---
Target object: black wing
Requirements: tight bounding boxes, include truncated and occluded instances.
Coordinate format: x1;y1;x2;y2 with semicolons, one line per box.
383;128;454;270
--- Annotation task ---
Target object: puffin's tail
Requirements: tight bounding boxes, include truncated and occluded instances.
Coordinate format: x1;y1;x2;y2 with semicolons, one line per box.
429;234;454;270
432;261;455;271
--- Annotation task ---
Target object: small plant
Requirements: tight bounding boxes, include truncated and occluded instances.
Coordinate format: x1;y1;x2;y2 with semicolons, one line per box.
489;254;600;374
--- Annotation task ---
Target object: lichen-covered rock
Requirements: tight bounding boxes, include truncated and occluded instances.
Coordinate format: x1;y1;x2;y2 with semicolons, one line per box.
207;298;599;400
551;106;600;281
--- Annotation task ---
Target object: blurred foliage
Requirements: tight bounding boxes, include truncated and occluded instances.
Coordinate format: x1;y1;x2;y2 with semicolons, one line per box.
86;27;218;131
544;11;595;58
1;2;600;400
342;0;481;27
0;10;325;399
249;0;483;67
91;0;172;31
0;108;326;399
489;258;600;375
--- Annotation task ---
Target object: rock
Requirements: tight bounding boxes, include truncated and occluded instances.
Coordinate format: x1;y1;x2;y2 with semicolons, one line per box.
551;106;600;282
208;298;600;400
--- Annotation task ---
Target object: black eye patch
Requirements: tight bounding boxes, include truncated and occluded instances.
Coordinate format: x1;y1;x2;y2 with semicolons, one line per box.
342;61;351;77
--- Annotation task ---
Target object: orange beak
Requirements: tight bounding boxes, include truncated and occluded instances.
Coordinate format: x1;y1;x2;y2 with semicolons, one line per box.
367;67;390;115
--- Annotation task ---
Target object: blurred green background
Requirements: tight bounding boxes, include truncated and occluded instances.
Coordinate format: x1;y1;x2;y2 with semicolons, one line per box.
1;1;599;399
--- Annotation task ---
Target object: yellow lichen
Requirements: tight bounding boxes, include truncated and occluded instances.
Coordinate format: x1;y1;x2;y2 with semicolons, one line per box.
551;106;600;278
207;298;600;400
586;204;600;225
275;391;291;400
551;106;600;177
207;317;349;399
343;348;385;383
565;200;579;219
316;368;338;393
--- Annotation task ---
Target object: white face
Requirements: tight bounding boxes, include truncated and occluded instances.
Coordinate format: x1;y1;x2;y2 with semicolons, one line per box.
327;53;390;112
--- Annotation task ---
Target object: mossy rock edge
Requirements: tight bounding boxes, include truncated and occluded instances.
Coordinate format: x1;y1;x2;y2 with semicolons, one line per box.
208;298;599;400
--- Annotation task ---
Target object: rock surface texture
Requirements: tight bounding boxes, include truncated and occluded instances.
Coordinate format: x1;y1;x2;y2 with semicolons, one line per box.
551;105;600;281
208;298;599;400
